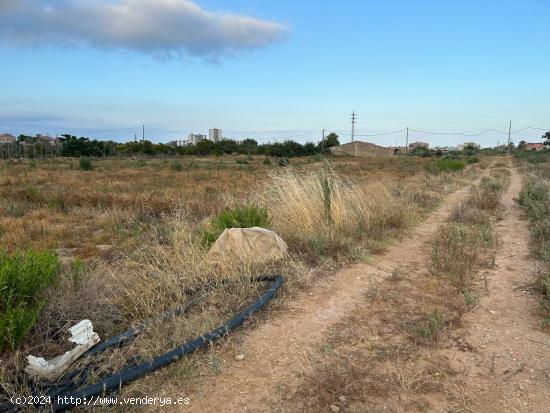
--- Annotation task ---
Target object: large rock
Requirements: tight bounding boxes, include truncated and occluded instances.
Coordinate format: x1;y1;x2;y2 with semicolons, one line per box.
207;227;287;263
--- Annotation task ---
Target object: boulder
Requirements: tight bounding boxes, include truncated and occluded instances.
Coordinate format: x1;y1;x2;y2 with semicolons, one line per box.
207;227;287;263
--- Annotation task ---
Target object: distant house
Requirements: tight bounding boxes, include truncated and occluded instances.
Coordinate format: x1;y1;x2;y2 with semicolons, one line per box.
0;133;15;144
35;134;59;145
409;141;429;150
524;142;545;151
329;141;395;157
457;142;480;150
434;146;458;153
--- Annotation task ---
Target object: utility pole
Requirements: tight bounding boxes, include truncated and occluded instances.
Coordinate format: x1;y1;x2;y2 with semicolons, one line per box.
350;111;357;156
321;129;326;152
507;120;512;155
350;111;356;143
142;125;145;143
406;127;409;153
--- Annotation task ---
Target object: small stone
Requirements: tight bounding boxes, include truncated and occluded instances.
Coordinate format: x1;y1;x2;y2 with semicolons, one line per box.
330;405;340;413
338;396;346;403
235;354;245;361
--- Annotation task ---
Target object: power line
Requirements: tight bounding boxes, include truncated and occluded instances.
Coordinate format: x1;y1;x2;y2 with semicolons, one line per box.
347;128;407;137
408;128;508;137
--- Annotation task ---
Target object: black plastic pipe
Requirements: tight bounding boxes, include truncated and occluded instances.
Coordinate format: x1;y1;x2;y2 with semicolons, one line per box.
51;275;283;412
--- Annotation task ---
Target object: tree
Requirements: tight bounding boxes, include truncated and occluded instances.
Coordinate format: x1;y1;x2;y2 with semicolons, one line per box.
543;131;550;147
518;140;527;150
321;133;339;151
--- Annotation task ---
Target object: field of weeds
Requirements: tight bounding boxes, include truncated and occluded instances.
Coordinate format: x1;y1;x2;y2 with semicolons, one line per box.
517;152;550;325
0;154;480;406
287;163;509;412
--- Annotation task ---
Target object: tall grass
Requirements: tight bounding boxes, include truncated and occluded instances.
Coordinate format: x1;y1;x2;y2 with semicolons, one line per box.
260;167;466;262
259;169;406;261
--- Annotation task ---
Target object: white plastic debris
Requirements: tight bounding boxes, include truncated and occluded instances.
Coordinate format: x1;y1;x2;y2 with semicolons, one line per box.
25;320;100;380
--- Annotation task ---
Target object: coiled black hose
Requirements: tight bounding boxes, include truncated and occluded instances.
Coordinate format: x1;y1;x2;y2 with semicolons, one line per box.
43;275;283;411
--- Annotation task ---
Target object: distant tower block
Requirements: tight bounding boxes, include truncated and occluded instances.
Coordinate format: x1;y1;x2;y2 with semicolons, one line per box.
209;128;222;143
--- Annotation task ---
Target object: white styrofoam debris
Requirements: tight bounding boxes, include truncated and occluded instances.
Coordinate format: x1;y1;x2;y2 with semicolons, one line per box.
25;320;100;380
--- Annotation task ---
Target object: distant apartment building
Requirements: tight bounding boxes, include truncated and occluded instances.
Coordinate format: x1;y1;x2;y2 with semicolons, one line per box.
408;141;429;150
187;133;207;145
208;128;222;143
0;133;15;143
168;140;187;147
457;142;480;150
524;142;545;151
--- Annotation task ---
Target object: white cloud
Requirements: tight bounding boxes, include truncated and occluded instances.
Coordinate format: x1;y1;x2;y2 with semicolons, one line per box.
0;0;286;59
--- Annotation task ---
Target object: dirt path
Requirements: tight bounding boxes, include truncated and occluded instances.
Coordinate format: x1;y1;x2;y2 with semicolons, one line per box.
443;167;550;412
184;179;479;412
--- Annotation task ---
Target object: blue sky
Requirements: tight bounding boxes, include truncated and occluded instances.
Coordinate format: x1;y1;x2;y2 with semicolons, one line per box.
0;0;549;147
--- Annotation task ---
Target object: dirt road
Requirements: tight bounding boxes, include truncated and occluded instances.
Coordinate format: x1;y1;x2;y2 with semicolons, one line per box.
443;167;550;412
185;178;479;412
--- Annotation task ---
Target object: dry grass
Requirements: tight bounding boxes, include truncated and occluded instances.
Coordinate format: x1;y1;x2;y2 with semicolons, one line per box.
517;155;550;325
260;166;470;263
0;155;477;407
285;162;508;413
432;169;509;292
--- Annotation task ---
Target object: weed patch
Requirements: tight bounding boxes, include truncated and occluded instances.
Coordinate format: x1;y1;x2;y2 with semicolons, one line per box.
201;204;271;246
170;159;183;171
518;178;550;323
427;159;466;173
0;250;59;350
79;157;93;171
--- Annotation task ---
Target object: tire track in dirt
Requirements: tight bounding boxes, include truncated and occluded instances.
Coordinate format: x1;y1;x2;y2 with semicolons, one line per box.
183;178;480;413
442;167;550;412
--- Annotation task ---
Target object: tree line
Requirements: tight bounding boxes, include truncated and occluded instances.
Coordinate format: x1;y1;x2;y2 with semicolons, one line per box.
0;133;341;158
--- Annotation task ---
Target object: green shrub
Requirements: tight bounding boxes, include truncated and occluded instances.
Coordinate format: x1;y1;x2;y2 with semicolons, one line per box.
201;204;271;246
170;159;183;171
79;157;93;171
418;310;446;340
236;158;249;165
428;158;466;173
518;181;549;220
515;150;550;164
0;250;59;350
262;158;272;166
466;156;480;164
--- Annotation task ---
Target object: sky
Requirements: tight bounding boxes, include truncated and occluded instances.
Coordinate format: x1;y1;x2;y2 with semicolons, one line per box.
0;0;549;147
